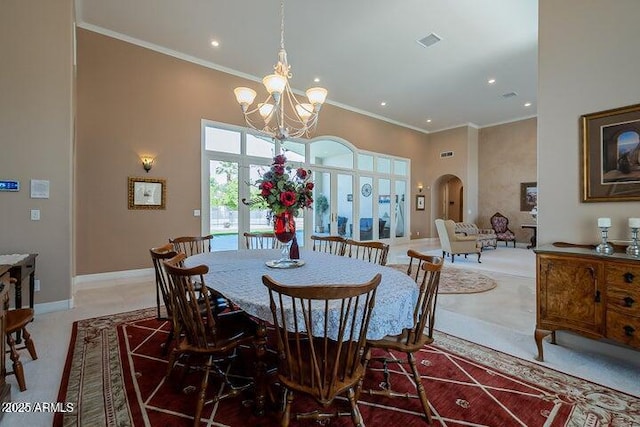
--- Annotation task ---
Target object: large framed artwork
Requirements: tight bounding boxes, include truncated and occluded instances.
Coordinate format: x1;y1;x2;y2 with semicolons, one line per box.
128;177;166;209
520;182;537;211
581;103;640;202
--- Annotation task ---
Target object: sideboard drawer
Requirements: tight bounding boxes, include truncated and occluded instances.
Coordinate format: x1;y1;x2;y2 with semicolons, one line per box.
606;310;640;348
605;264;640;287
607;287;640;315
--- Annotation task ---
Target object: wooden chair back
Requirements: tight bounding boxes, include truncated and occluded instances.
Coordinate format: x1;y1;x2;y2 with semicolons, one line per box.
262;273;381;410
343;239;389;266
404;250;443;343
243;231;281;249
162;253;216;349
310;235;346;255
169;234;213;257
149;243;177;320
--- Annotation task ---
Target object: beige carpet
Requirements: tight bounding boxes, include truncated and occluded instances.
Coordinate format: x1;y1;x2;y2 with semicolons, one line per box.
387;264;497;294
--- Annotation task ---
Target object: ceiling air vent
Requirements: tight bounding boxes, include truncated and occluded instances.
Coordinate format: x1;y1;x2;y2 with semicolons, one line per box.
440;151;454;158
502;91;518;98
417;33;442;48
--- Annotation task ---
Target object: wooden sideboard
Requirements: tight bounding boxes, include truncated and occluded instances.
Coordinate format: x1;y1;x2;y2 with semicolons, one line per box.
0;266;11;420
534;245;640;361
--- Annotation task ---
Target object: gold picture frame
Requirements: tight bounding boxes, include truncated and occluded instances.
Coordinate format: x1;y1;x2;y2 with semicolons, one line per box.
520;182;537;211
416;194;425;211
128;177;166;210
581;103;640;202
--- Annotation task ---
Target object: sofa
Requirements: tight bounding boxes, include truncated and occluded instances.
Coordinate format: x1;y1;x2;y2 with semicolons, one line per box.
454;222;497;251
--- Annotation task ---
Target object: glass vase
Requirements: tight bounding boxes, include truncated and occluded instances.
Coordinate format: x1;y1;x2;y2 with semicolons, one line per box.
273;211;296;263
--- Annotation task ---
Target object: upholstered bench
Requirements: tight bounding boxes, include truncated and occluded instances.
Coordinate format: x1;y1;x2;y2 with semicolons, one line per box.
455;222;497;250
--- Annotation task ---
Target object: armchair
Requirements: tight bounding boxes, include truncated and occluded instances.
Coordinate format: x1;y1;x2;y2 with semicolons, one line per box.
490;212;516;247
435;219;481;263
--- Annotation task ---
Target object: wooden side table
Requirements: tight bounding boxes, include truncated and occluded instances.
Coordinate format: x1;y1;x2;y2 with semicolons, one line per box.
522;224;537;249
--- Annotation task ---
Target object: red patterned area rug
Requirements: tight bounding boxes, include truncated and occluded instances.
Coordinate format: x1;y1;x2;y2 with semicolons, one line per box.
55;307;639;426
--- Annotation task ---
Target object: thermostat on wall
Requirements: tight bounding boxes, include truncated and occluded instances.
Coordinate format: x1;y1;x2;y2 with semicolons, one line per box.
0;180;20;191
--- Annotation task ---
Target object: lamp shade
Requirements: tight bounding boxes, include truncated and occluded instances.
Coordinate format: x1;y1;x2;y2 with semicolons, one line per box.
234;87;257;107
306;87;328;105
295;103;313;122
258;103;274;120
263;74;287;95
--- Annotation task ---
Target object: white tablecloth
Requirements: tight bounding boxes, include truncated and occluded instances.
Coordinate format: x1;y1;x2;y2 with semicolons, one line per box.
185;249;418;340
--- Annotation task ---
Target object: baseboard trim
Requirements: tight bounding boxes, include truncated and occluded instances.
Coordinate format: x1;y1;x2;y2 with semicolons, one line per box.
35;298;73;315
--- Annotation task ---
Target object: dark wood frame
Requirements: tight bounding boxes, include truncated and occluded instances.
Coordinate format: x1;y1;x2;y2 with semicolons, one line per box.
520;182;537;211
128;177;166;210
581;103;640;202
416;194;425;211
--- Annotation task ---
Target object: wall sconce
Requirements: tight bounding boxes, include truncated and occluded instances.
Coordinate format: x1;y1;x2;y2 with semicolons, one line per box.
417;183;424;193
141;156;154;173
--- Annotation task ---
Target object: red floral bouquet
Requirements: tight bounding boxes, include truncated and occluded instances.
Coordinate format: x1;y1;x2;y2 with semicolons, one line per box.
252;154;314;217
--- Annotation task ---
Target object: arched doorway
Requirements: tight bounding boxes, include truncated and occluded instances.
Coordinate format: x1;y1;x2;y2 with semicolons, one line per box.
432;174;464;223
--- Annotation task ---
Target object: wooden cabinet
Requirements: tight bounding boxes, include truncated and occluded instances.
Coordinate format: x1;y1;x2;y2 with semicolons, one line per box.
535;246;640;361
0;266;11;420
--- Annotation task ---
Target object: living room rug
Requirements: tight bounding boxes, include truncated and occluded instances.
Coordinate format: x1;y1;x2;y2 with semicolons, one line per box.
55;308;640;426
387;264;497;294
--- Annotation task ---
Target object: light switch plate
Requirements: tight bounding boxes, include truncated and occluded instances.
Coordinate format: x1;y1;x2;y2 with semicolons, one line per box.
31;209;40;220
193;209;201;217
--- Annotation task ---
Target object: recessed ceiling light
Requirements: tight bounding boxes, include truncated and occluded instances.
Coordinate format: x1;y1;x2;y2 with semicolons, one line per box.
488;79;496;84
380;102;387;106
426;119;432;123
524;102;532;107
210;40;220;47
314;77;320;83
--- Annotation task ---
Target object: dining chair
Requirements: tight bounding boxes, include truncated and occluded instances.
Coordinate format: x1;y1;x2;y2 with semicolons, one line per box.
310;234;346;255
262;273;381;427
361;250;443;424
162;253;257;427
5;278;37;392
243;231;282;249
343;239;389;266
149;243;180;354
169;234;213;256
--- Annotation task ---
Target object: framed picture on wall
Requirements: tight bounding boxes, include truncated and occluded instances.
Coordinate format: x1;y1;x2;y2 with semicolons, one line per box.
416;194;425;211
581;103;640;202
128;177;166;210
520;182;537;211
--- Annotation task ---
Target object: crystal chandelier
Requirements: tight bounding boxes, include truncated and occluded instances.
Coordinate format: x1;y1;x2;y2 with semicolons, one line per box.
233;0;328;141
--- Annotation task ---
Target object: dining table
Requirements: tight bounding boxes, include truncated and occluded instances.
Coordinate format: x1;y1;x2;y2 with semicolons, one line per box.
184;248;419;415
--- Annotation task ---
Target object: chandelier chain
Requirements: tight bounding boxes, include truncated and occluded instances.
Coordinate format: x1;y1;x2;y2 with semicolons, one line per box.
280;0;285;50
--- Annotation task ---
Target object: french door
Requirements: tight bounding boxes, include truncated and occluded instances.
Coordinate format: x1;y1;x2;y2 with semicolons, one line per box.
312;170;354;239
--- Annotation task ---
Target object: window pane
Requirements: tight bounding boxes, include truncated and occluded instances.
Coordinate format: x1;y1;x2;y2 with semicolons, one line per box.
246;134;275;158
310;140;353;168
358;154;373;171
393;159;408;176
205;127;241;154
358;177;373;241
395;180;407;238
248;164;272;234
209;160;239;250
377;157;391;173
378;179;391;239
283;140;306;163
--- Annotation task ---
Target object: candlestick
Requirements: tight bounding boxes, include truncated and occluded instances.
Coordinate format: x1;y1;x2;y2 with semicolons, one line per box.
597;217;611;228
629;218;640;228
627;227;640;257
596;225;614;255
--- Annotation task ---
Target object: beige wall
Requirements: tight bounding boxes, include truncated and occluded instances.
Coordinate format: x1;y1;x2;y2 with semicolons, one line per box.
538;0;640;245
76;29;429;275
479;118;537;242
0;0;74;305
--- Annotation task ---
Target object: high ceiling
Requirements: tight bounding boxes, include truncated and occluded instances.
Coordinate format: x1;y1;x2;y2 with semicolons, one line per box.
76;0;538;133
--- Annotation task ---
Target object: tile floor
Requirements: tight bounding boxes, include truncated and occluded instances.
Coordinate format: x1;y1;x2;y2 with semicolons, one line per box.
3;239;640;426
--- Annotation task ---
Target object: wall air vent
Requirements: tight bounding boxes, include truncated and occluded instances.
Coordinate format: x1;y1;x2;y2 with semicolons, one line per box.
502;91;518;98
417;33;442;48
440;151;454;158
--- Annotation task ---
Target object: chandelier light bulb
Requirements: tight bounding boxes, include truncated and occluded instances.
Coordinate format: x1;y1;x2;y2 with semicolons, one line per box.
234;87;257;110
263;74;287;95
258;103;274;120
295;103;313;123
306;87;328;106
